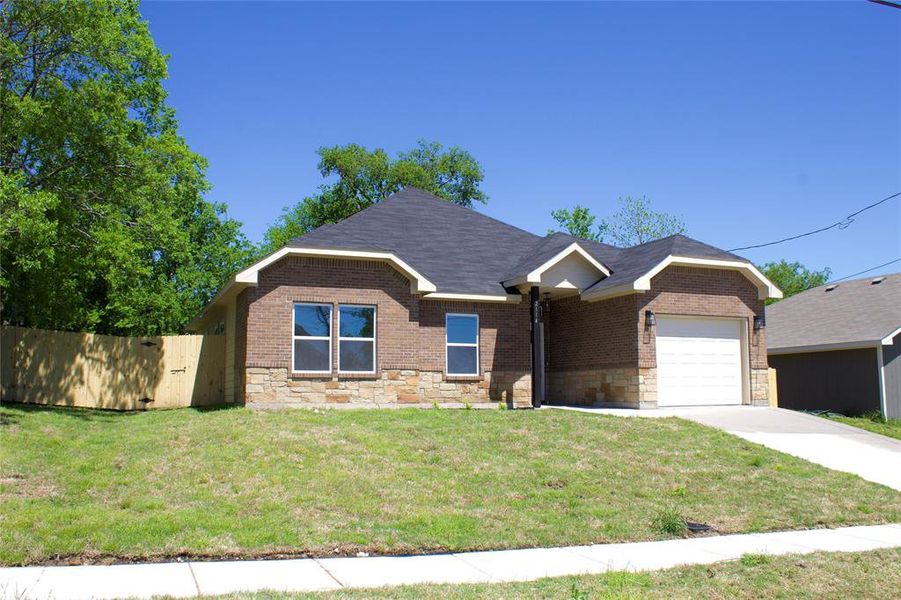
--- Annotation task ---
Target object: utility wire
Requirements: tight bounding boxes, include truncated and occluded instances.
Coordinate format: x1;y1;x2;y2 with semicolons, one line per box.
728;191;900;252
867;0;901;9
828;258;901;284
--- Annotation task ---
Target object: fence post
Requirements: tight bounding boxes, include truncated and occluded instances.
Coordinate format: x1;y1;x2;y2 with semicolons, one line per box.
768;367;778;408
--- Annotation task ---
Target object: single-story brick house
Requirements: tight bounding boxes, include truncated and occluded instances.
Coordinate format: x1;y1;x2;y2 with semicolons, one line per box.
190;188;781;409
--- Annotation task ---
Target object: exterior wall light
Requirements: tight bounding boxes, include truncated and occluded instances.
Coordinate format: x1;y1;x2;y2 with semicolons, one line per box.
753;315;765;331
645;310;656;327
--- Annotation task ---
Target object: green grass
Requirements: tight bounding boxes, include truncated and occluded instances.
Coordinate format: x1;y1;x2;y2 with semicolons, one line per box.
2;404;900;566
824;414;901;441
180;549;901;599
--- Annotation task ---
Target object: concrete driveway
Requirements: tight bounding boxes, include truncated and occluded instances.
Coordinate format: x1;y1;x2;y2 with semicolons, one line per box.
552;406;901;491
670;407;901;490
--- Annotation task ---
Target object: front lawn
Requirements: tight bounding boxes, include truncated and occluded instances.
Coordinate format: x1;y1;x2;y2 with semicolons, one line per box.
824;414;901;441
195;549;901;599
1;405;900;566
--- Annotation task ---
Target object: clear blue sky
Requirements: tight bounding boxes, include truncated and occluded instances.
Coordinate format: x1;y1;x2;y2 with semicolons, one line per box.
141;1;900;279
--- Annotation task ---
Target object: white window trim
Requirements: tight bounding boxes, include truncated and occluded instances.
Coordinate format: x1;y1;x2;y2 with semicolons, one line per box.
337;304;377;374
292;302;333;375
446;313;480;376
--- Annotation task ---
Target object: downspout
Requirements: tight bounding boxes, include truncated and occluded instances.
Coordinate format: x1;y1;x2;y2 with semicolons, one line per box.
530;286;542;408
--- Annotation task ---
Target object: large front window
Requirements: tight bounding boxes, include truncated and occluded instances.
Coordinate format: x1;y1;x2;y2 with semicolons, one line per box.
293;303;332;373
446;314;479;376
338;305;376;373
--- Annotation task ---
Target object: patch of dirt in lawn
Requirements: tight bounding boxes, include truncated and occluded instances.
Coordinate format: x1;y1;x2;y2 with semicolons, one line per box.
0;472;58;500
18;526;778;567
26;544;447;567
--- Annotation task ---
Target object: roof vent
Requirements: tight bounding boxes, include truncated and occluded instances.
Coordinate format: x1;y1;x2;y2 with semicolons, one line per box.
871;277;886;285
825;284;838;292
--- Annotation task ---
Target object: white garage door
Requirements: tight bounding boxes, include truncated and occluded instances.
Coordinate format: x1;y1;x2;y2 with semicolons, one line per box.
656;317;743;407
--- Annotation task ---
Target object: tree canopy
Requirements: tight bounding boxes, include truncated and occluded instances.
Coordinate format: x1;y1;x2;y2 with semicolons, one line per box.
1;0;251;335
759;260;831;305
260;141;486;254
550;196;686;246
549;205;603;242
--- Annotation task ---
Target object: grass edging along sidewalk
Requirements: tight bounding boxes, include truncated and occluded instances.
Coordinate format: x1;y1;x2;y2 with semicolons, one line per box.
2;405;901;566
190;548;901;600
823;414;901;441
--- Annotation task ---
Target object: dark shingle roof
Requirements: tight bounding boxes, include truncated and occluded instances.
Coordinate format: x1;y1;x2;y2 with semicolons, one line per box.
292;188;539;295
503;232;620;281
287;187;752;296
767;273;901;351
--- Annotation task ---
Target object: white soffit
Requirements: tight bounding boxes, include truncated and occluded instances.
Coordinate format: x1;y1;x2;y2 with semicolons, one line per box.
503;242;611;288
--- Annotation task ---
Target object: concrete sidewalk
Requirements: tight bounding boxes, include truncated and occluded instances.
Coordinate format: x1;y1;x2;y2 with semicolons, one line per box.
1;525;899;600
551;405;901;490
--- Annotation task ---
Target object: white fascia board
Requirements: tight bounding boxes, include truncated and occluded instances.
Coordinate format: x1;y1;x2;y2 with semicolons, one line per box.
235;247;437;293
502;243;611;287
581;254;784;303
580;281;641;302
767;340;882;355
422;292;522;303
881;325;901;345
188;247;438;328
635;255;783;300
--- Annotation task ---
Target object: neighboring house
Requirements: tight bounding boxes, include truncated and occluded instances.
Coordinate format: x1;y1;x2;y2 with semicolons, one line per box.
767;273;901;419
190;188;781;409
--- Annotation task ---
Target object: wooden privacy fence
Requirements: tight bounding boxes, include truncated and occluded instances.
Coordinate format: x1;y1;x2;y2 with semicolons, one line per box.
0;327;225;410
768;367;779;408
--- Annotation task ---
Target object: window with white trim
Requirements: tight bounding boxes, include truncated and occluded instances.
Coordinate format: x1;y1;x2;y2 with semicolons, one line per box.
338;305;376;373
446;314;479;376
293;303;332;373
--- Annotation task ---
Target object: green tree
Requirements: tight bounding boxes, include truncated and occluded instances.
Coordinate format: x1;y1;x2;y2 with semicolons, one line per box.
760;260;831;305
259;141;486;254
549;205;606;241
1;0;251;335
550;196;685;246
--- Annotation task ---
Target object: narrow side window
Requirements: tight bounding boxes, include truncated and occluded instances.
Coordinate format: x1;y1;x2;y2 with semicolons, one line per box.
446;314;479;376
293;303;332;373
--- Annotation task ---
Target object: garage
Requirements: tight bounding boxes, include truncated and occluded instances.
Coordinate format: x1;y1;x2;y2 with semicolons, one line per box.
656;317;745;407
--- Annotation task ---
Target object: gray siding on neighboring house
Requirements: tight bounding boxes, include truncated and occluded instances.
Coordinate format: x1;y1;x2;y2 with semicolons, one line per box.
883;333;901;419
770;348;880;416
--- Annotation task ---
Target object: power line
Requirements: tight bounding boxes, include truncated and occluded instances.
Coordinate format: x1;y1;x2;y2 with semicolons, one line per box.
867;0;901;9
828;258;901;284
728;191;900;252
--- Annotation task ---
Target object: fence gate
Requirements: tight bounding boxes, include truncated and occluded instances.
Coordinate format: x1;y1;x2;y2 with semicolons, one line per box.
0;327;225;410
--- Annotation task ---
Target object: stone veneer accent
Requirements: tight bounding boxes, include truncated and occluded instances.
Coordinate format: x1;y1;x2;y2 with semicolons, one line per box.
246;367;532;408
750;368;770;406
548;367;657;409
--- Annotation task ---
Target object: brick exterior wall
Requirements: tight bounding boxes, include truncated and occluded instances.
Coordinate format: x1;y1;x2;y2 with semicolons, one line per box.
547;293;639;371
546;266;769;407
235;257;769;409
240;257;531;407
637;266;767;370
639;266;769;407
